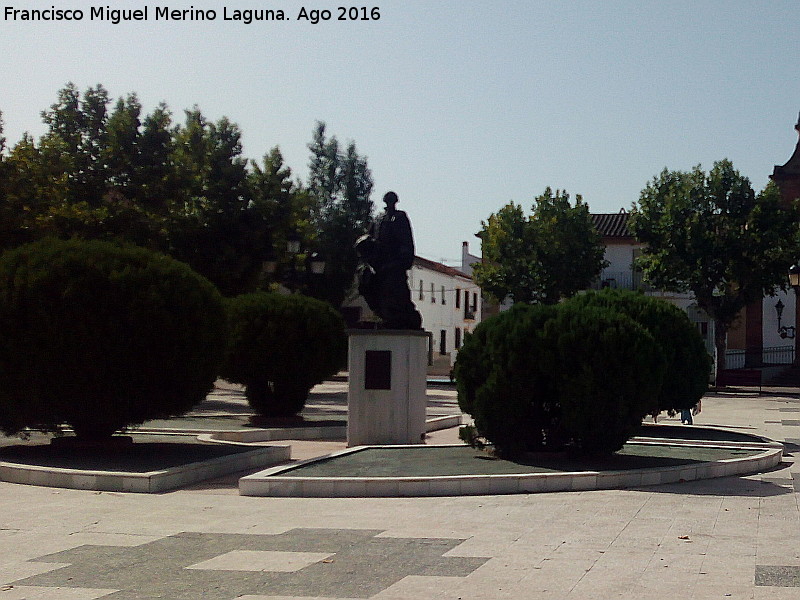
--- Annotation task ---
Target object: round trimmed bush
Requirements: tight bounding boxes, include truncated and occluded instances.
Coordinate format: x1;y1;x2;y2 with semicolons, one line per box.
455;301;666;457
564;289;710;414
221;292;347;418
456;303;561;457
544;303;664;454
0;238;226;440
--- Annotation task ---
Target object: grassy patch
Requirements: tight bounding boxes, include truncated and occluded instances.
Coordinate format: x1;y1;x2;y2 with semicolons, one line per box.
0;435;256;472
279;444;760;478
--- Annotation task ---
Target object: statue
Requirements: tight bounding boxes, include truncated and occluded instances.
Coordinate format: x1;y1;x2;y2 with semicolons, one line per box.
355;191;423;330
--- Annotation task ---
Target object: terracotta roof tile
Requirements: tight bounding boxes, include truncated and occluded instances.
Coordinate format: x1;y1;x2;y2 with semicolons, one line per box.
591;212;632;238
413;256;472;280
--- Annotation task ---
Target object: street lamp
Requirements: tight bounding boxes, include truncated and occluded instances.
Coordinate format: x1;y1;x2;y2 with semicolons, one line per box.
260;235;325;293
777;299;796;339
308;252;326;275
779;266;800;341
789;264;800;288
283;233;326;294
286;232;302;255
786;265;800;363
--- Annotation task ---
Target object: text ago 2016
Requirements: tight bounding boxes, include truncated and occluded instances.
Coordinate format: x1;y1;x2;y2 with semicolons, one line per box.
298;7;381;24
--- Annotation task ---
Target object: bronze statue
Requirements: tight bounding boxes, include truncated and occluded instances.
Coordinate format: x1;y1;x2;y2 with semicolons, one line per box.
355;191;423;330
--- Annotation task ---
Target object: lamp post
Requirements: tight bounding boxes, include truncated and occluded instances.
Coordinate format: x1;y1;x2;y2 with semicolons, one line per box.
276;232;326;294
788;265;800;364
776;299;795;339
789;264;800;288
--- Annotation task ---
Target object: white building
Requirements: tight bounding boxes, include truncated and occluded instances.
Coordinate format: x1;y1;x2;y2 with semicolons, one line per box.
588;210;800;367
409;255;482;358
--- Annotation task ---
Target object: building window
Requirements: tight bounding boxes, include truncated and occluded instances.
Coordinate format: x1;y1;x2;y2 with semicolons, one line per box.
464;290;470;319
431;282;435;303
441;285;446;305
440;330;447;355
419;280;424;300
455;327;462;349
455;287;460;308
472;292;478;312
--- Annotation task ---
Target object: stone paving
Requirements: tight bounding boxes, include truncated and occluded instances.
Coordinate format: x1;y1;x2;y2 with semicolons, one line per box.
2;384;800;598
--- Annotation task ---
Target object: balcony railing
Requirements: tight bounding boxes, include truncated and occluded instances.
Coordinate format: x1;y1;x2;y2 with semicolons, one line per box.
590;270;649;292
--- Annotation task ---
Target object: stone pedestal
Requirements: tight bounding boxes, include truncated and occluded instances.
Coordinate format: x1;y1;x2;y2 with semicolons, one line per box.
347;330;428;447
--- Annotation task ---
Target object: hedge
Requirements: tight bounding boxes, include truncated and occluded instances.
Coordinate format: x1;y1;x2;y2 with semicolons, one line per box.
0;238;226;440
221;292;347;417
456;300;666;456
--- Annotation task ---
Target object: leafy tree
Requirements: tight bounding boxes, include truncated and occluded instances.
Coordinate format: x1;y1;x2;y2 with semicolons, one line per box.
40;83;111;207
629;159;800;375
455;303;561;456
98;94;173;249
307;121;374;307
168;109;270;296
544;303;663;454
0;112;15;248
473;188;607;304
249;146;315;290
4;84;171;248
1;85;379;303
1;132;72;248
137;103;178;211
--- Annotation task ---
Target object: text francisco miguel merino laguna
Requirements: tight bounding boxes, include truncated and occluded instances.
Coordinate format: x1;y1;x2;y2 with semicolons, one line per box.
4;5;296;24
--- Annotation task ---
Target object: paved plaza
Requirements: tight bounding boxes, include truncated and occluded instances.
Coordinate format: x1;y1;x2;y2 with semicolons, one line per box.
2;382;800;599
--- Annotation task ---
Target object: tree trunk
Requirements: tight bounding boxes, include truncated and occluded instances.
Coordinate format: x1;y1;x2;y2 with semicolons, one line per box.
714;320;728;382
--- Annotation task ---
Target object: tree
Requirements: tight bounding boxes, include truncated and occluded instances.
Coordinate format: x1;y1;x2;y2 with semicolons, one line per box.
0;111;16;248
249;146;315;290
1;132;72;248
98;93;174;249
473;188;607;304
307;121;374;308
2;86;380;301
4;84;173;249
629;159;800;375
40;83;111;207
455;301;664;457
169;109;270;296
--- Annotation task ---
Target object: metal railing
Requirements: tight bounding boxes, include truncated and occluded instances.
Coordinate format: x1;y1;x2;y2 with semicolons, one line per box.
589;270;649;292
725;345;795;369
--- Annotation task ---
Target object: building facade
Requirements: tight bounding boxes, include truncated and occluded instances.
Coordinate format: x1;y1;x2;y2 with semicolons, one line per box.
409;255;482;359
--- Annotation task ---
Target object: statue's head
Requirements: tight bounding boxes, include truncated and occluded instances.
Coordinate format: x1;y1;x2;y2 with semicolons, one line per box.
383;191;399;207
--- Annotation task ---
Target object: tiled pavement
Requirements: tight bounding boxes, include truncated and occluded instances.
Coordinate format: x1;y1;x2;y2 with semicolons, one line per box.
3;385;800;598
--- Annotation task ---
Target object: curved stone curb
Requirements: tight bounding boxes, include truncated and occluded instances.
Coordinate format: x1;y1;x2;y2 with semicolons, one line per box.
0;416;462;494
209;426;346;443
205;414;461;443
0;442;290;493
238;440;784;498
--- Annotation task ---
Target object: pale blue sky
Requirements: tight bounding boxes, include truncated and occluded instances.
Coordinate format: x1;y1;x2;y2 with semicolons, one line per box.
1;0;798;264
